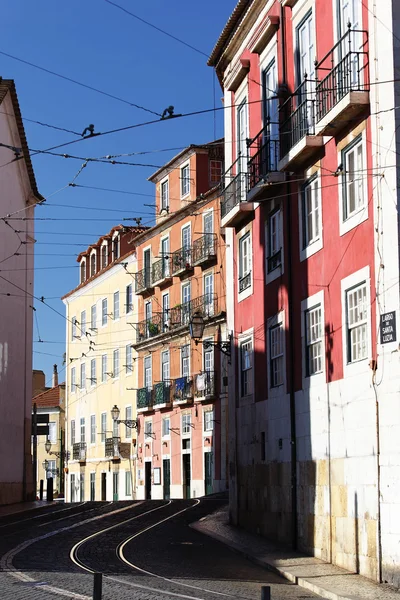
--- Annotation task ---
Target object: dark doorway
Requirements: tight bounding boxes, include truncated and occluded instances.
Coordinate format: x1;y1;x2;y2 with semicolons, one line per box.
204;452;213;495
163;459;171;500
182;454;191;499
101;472;107;501
145;462;152;500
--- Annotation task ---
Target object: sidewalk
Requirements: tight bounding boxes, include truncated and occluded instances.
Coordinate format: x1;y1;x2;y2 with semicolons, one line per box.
0;500;53;521
191;505;399;600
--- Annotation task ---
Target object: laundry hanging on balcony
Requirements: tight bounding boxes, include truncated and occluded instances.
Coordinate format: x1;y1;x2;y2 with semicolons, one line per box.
196;373;206;391
175;377;186;391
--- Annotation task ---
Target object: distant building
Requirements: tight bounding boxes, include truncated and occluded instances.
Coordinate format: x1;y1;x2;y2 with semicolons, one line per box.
0;80;42;505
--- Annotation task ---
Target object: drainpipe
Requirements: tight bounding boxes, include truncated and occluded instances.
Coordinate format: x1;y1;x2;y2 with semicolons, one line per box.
280;0;298;551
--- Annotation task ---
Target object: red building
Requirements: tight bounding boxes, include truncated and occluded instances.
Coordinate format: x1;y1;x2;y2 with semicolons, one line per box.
209;0;400;586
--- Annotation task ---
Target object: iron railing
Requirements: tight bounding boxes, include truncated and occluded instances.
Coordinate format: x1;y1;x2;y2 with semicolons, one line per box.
192;234;217;265
172;376;193;402
239;272;251;293
267;249;282;273
151;257;171;285
220;156;247;219
73;442;87;461
105;437;120;458
194;371;216;399
247;125;280;191
136;313;163;343
315;27;369;123
154;381;172;406
135;266;152;294
171;246;192;275
137;387;153;410
280;78;316;158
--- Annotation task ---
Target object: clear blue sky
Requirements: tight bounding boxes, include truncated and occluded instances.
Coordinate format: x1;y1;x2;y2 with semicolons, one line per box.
1;0;233;385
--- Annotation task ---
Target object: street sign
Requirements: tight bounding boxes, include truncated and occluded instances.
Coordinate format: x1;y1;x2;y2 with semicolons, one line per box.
380;311;397;344
36;414;50;424
35;425;49;436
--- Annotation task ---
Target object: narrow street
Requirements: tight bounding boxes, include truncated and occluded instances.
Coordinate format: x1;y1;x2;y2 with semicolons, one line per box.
0;500;319;600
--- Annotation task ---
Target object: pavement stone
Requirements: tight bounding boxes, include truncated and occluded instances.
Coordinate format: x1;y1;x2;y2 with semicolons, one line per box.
191;505;400;600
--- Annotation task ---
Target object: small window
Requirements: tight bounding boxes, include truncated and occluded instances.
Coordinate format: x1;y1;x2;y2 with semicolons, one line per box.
48;422;56;443
101;412;107;442
70;420;75;445
90;415;96;444
181;164;190;197
90;253;96;277
343;137;365;220
204;410;213;432
80;417;85;443
90;305;96;329
81;311;86;336
302;177;320;247
125;344;133;374
125;471;132;496
80;363;86;389
125;406;132;439
113;235;120;260
305;305;323;375
267;209;282;272
126;284;133;314
101;298;108;326
113;291;120;320
144;421;153;439
71;367;76;393
90;358;96;385
101;355;107;382
162;417;170;437
80;260;86;283
270;323;284;387
239;233;251;293
101;244;108;268
161;179;169;211
113;349;120;378
240;339;253;397
346;282;368;362
210;160;222;185
182;413;191;435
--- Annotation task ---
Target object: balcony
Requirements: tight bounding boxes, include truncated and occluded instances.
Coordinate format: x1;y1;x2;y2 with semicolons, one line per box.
137;387;153;412
135;267;153;295
151;257;172;287
267;249;282;273
239;271;251;293
192;234;217;267
315;28;369;136
247;128;285;201
136;313;164;343
195;371;216;401
220;157;255;228
171;247;193;277
172;376;193;405
105;437;120;459
278;79;324;172
72;442;87;463
153;381;172;409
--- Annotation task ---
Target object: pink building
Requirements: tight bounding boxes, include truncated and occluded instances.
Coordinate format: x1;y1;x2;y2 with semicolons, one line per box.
0;80;42;504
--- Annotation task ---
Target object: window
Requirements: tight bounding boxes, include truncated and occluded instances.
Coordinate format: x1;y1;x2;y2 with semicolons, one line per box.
161;179;169;211
101;412;107;442
305;305;323;375
90;415;96;444
204;410;213;432
346;282;368;362
162;293;169;332
80;473;84;502
90;359;96;385
182;413;191;435
181;164;190;196
90;304;96;329
125;344;133;374
125;471;132;496
72;317;78;340
239;233;251;293
126;284;133;314
48;422;56;443
343;137;365;220
102;298;107;326
80;363;86;389
144;421;153;439
113;235;119;260
125;406;132;439
71;367;76;393
46;459;56;479
296;11;315;89
144;355;152;389
101;244;107;268
204;273;214;315
161;237;170;277
80;260;86;283
240;339;253;397
90;253;96;277
113;291;120;320
162;417;170;437
70;420;75;446
80;417;85;443
302;177;320;247
81;310;86;336
113;349;120;378
210;160;222;185
267;209;282;272
161;350;170;382
204;340;214;373
181;345;190;378
101;355;107;382
182;283;191;325
270;324;284;387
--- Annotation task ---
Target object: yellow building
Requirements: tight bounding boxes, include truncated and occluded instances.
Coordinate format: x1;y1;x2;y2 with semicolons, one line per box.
62;225;146;501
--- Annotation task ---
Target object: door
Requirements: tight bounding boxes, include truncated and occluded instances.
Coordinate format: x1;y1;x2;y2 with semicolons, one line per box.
144;249;151;287
204;273;214;316
182;225;191;265
203;212;213;254
145;462;152;500
182;283;191;325
161;238;170;277
237;100;248;199
90;473;95;501
182;454;191;499
145;301;152;337
113;471;119;501
262;61;279;171
204;452;213;495
144;355;152;390
163;459;171;500
70;474;76;502
338;0;362;88
101;472;107;501
296;13;315;133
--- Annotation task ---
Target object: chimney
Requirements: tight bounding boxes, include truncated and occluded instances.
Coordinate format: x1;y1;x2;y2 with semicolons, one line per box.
52;364;58;388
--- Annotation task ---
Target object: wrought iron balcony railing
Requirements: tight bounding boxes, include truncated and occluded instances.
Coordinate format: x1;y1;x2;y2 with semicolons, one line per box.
194;371;216;399
172;376;193;402
315;27;369;123
279;79;316;158
135;267;153;294
239;272;251;293
267;249;282;273
192;234;217;266
72;442;87;461
247;126;280;191
105;437;120;458
151;257;171;286
136;313;163;343
137;387;153;410
220;156;247;219
154;381;172;407
171;246;192;276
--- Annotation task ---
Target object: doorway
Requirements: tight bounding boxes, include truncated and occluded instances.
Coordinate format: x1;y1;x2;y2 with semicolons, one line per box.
163;459;171;500
101;472;107;501
204;452;213;496
113;471;119;501
182;454;191;499
70;474;76;502
145;462;152;500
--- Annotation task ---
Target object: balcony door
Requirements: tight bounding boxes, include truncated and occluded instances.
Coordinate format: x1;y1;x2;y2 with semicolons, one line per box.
296;12;315;133
338;0;362;88
204;273;214;317
262;60;279;170
143;248;151;287
203;212;213;254
144;355;152;390
161;237;169;277
237;99;248;200
182;225;191;265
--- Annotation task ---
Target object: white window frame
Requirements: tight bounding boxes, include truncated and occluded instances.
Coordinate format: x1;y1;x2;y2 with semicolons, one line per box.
80;417;85;443
144;420;153;440
101;412;107;442
301;290;325;387
90;304;97;330
180;163;190;198
48;421;57;443
113;290;120;320
203;410;213;433
101;242;108;269
339;132;368;236
144;355;152;389
71;316;78;340
71;367;76;393
80;362;86;390
81;310;86;336
90;414;96;444
238;229;252;301
112;232;120;261
70;419;76;446
162;292;170;332
125;344;133;375
90;251;96;277
182;413;191;436
126;283;133;314
113;349;120;379
299;173;323;260
162;416;171;438
267;312;286;396
181;344;190;378
265;206;284;284
101;298;108;327
90;358;96;386
101;354;107;383
125;470;132;496
160;177;169;211
125;406;132;439
80;258;87;283
239;336;253;399
161;349;170;383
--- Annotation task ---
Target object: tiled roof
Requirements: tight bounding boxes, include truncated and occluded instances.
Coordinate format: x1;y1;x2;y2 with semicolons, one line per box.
76;225;147;261
32;384;64;408
0;80;43;201
208;0;252;67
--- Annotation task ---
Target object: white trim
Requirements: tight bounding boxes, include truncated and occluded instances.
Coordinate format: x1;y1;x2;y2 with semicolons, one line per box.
237;226;253;302
339;131;369;236
100;240;108;269
300;290;326;388
265;204;284;284
237;328;254;405
113;288;120;322
89;250;97;277
160;175;170;212
111;230;120;261
180;162;191;199
299;172;323;261
267;311;286;397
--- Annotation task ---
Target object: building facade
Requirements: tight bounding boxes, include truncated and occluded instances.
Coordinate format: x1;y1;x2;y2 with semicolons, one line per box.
0;80;42;505
133;142;229;500
209;0;400;586
62;225;146;502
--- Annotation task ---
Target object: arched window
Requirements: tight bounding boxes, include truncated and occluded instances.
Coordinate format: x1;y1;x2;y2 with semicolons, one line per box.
90;253;96;277
80;260;86;283
101;244;107;268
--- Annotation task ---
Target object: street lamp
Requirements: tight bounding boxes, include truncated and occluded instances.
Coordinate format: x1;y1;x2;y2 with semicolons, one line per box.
42;459;49;471
189;312;232;361
111;404;138;429
45;439;70;461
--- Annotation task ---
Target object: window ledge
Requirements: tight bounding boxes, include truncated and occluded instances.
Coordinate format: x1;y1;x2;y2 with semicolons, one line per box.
340;205;369;236
300;237;323;262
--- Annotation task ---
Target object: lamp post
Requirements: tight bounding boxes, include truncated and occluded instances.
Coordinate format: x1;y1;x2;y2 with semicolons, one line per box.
45;433;69;496
111;405;138;429
189;312;232;361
